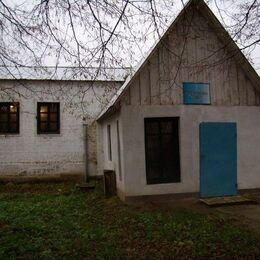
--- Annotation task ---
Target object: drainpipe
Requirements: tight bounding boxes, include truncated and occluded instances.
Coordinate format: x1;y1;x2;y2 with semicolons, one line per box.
83;123;89;183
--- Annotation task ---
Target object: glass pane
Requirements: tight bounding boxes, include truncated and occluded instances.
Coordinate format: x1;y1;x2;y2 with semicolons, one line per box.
10;114;17;122
49;104;58;112
161;121;173;134
50;113;57;122
0;114;8;122
0;122;8;132
40;113;48;122
162;135;173;150
146;121;159;135
40;105;48;113
147;165;161;182
9;123;17;132
49;122;58;132
40;122;48;132
163;163;180;182
147;149;160;162
146;135;160;150
0;105;8;113
10;104;17;113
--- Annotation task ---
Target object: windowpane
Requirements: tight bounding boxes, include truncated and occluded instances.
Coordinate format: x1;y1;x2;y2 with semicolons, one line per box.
147;165;161;181
146;121;159;135
40;105;48;113
49;122;58;131
50;113;57;122
49;104;58;112
0;105;8;113
40;113;48;122
0;114;8;122
161;121;173;134
0;123;8;132
10;114;17;122
10;105;17;113
40;122;48;131
9;123;17;132
146;148;160;162
146;135;160;150
161;135;173;151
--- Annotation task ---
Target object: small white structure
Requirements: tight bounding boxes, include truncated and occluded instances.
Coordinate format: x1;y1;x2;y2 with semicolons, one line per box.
0;67;129;181
97;0;260;201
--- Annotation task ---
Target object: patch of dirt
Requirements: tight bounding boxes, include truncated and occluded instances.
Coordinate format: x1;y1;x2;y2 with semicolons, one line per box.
217;205;260;234
134;197;216;214
133;193;260;235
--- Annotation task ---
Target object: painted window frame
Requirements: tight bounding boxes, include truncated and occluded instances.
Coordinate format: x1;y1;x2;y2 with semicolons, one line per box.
0;102;20;134
37;102;60;134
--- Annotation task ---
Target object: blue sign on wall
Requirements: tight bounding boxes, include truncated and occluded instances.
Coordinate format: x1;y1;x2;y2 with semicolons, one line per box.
183;83;210;105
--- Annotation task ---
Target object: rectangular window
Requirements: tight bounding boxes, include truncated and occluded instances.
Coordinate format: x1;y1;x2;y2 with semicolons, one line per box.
145;117;180;184
116;120;122;181
107;124;112;161
37;102;60;134
0;102;19;134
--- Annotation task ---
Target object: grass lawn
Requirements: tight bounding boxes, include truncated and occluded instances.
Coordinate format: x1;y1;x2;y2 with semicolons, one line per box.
0;182;259;259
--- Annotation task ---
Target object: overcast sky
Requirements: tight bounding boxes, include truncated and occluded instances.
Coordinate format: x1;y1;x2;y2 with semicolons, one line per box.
5;0;260;74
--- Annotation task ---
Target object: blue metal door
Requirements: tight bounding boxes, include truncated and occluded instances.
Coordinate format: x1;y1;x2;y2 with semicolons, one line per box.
200;122;237;197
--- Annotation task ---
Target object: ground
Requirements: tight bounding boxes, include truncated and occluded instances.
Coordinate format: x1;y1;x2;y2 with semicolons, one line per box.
0;182;259;259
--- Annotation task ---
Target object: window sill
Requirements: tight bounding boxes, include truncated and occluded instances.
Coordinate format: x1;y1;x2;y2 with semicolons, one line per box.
0;134;21;137
147;181;181;185
37;133;62;137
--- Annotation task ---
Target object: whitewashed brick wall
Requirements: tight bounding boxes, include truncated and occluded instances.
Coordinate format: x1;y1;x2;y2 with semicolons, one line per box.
0;79;122;180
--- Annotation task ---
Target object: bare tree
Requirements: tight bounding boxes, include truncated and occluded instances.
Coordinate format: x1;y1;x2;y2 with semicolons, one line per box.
0;0;259;106
0;0;176;72
210;0;260;64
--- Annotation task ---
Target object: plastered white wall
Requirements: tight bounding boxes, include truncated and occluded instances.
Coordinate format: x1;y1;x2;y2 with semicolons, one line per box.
116;105;260;197
98;111;125;196
0;79;122;178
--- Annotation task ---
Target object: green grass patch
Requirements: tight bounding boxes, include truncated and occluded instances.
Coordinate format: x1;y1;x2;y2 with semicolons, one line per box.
0;182;259;259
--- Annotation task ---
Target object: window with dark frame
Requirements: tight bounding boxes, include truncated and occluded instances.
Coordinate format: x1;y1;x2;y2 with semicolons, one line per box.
145;117;180;184
0;102;19;134
37;102;60;134
107;124;112;161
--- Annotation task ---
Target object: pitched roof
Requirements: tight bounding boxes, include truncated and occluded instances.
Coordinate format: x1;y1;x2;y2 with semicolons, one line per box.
0;66;131;82
97;0;260;121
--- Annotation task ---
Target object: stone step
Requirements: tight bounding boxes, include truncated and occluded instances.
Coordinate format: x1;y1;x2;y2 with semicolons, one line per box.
200;195;256;207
